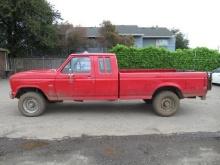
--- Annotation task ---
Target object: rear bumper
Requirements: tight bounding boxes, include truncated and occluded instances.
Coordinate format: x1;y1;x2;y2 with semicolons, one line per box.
200;95;206;100
207;72;212;90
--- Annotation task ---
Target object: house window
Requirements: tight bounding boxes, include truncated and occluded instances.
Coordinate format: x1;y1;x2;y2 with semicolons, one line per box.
156;39;169;47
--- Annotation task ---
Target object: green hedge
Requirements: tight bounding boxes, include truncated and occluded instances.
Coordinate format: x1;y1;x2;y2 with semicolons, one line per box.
110;45;220;71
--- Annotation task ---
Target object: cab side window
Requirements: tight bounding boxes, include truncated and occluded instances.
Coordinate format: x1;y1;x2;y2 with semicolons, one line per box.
62;61;71;74
98;58;105;73
98;57;112;73
105;58;111;73
62;57;91;74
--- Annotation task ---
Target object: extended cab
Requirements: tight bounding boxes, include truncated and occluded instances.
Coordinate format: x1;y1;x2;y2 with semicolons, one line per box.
9;53;212;117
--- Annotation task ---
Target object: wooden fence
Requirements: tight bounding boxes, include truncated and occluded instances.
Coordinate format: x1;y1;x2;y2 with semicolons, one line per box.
9;57;66;72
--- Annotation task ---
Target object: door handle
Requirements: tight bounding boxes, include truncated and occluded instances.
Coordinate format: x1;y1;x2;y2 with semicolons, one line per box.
68;74;74;78
87;75;95;84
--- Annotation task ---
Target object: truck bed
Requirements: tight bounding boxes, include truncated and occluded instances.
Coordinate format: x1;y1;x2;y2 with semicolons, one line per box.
119;69;208;99
120;69;177;73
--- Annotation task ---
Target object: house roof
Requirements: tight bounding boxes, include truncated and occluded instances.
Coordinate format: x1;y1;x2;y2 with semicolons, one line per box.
86;27;99;37
139;27;174;37
86;25;174;38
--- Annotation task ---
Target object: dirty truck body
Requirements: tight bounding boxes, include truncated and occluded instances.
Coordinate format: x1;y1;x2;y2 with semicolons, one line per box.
9;53;211;117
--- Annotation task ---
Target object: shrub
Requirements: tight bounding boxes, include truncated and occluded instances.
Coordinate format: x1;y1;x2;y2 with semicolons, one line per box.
110;45;220;71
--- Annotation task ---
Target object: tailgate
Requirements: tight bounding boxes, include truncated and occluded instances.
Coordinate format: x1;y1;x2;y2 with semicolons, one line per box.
207;72;212;90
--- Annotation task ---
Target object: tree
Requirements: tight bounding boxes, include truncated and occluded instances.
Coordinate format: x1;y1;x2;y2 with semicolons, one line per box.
172;29;189;49
118;35;134;47
0;0;61;56
99;21;134;49
55;23;87;54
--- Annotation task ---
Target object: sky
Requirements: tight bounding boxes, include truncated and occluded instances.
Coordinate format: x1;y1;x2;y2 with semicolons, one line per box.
47;0;220;49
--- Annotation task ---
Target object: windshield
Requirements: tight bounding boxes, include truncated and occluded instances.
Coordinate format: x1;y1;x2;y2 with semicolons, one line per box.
213;68;220;73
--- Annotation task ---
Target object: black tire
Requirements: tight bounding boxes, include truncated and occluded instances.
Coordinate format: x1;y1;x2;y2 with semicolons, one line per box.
143;99;152;104
153;91;180;117
18;92;46;117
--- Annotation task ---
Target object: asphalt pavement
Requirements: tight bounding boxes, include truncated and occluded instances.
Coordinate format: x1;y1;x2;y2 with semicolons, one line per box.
0;80;220;139
1;132;220;165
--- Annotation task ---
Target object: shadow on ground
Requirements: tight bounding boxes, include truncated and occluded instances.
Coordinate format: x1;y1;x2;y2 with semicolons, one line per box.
46;101;153;114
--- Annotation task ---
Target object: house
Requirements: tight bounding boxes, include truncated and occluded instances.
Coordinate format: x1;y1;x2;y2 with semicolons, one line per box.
85;25;175;52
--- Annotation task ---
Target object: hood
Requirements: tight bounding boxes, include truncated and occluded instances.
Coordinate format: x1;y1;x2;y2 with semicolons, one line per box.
10;69;57;79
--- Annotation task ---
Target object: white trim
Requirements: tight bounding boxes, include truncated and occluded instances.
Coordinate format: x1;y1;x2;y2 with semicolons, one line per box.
118;33;144;36
87;35;173;38
143;36;172;38
119;34;173;38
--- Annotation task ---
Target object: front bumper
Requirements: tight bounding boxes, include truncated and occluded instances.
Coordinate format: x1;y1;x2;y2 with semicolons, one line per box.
9;91;15;99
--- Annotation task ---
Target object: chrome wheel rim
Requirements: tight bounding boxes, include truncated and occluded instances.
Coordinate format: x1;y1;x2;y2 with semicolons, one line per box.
23;98;39;114
161;97;175;112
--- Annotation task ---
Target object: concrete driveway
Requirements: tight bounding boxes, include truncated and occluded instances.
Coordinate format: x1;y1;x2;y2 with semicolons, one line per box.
0;79;220;140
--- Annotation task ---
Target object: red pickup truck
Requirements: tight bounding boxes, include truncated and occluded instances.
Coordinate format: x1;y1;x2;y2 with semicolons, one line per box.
9;53;212;117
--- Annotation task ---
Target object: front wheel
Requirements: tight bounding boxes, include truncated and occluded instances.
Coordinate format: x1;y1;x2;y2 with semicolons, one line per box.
153;91;180;117
18;92;46;117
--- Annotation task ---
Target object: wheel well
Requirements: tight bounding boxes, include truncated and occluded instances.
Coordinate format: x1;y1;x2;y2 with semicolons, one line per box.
152;86;183;99
15;87;48;100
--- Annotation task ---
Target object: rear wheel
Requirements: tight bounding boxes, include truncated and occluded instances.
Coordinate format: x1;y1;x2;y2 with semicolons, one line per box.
18;92;46;117
153;91;180;117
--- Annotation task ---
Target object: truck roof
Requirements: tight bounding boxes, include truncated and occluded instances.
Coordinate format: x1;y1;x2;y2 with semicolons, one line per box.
70;52;115;57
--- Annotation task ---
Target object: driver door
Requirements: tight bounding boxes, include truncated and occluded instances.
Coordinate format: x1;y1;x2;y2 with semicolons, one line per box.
55;56;95;100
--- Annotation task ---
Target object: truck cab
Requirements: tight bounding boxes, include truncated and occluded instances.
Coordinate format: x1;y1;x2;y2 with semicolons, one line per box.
55;53;119;100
